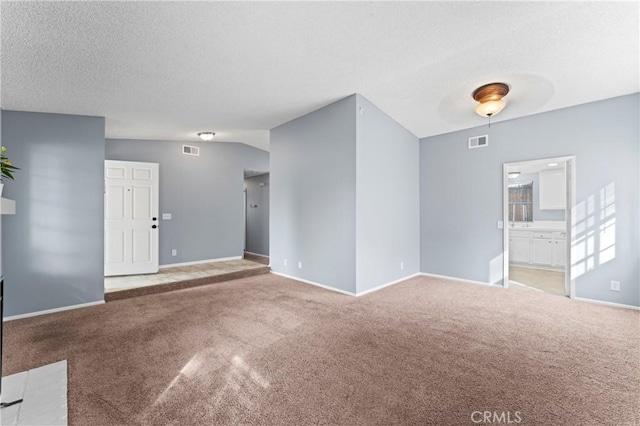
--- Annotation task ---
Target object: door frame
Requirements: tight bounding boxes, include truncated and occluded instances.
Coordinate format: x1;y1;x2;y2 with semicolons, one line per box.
243;187;247;253
502;155;576;298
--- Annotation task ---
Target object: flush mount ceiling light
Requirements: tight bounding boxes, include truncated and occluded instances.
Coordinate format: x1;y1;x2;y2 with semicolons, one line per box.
472;82;510;117
508;171;521;179
197;132;215;141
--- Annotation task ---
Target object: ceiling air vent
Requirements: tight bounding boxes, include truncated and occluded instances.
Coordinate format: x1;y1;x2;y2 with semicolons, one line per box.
182;145;200;156
468;135;488;149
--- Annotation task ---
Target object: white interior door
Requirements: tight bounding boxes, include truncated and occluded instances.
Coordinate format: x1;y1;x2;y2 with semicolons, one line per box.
105;160;159;276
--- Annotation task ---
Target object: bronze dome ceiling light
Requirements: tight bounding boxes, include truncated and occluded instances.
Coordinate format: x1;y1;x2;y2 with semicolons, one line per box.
197;132;215;141
472;82;510;118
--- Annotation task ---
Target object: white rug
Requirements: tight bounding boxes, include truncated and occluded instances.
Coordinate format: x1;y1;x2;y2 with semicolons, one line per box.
1;360;68;426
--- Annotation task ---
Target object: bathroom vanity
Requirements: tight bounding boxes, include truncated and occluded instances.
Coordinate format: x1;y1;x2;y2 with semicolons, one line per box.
508;222;566;271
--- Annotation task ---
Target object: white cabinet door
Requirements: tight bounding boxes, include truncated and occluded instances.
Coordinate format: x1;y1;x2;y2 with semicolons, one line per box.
509;237;530;263
540;170;566;210
553;239;566;267
531;238;553;265
105;160;160;276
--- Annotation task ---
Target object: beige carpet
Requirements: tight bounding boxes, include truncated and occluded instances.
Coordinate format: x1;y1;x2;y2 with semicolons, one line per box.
3;274;639;425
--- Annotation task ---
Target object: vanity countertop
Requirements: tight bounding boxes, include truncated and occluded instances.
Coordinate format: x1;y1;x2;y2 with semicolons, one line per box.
508;221;565;232
509;227;566;233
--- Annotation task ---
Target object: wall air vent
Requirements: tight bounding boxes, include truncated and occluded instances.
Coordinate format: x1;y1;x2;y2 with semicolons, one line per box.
468;135;489;149
182;145;200;156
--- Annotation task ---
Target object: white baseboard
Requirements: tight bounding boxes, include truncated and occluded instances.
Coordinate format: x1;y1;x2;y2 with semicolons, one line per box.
356;273;422;297
3;300;105;322
160;256;242;269
270;271;356;296
270;271;423;297
244;251;269;259
420;273;640;311
573;297;640;311
419;272;501;288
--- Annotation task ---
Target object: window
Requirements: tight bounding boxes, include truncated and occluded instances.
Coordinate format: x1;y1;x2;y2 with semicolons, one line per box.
509;182;533;222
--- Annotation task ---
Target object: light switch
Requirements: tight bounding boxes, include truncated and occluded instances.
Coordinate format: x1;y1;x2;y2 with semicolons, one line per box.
162;213;172;220
497;221;504;229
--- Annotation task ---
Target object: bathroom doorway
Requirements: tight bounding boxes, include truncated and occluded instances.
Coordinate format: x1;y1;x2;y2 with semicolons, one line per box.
243;170;270;265
502;156;575;298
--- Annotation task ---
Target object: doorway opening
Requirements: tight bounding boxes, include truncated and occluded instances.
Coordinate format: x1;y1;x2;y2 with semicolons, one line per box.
243;170;270;265
103;161;268;297
502;156;575;298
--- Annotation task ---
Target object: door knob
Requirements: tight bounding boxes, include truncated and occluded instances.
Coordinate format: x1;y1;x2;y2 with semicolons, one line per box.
152;225;157;229
152;217;157;221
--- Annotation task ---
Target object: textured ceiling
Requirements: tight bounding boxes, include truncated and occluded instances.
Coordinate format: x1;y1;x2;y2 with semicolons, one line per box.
1;2;638;151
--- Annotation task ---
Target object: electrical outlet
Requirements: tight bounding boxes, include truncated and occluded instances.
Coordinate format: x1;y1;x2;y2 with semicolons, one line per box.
400;262;404;271
284;259;288;266
611;281;620;291
162;213;172;220
171;249;177;257
298;261;303;269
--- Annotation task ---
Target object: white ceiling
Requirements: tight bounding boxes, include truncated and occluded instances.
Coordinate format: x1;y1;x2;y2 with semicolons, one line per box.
1;2;638;151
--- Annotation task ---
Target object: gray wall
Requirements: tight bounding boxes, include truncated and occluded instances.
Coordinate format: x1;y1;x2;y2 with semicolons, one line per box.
2;110;105;317
355;95;420;293
106;139;269;266
270;96;357;293
0;109;3;279
511;172;565;222
420;94;639;307
270;94;420;295
245;173;269;256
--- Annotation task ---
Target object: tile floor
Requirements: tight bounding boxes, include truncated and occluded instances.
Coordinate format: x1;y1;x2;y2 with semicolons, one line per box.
1;360;68;426
104;258;267;293
509;266;566;297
